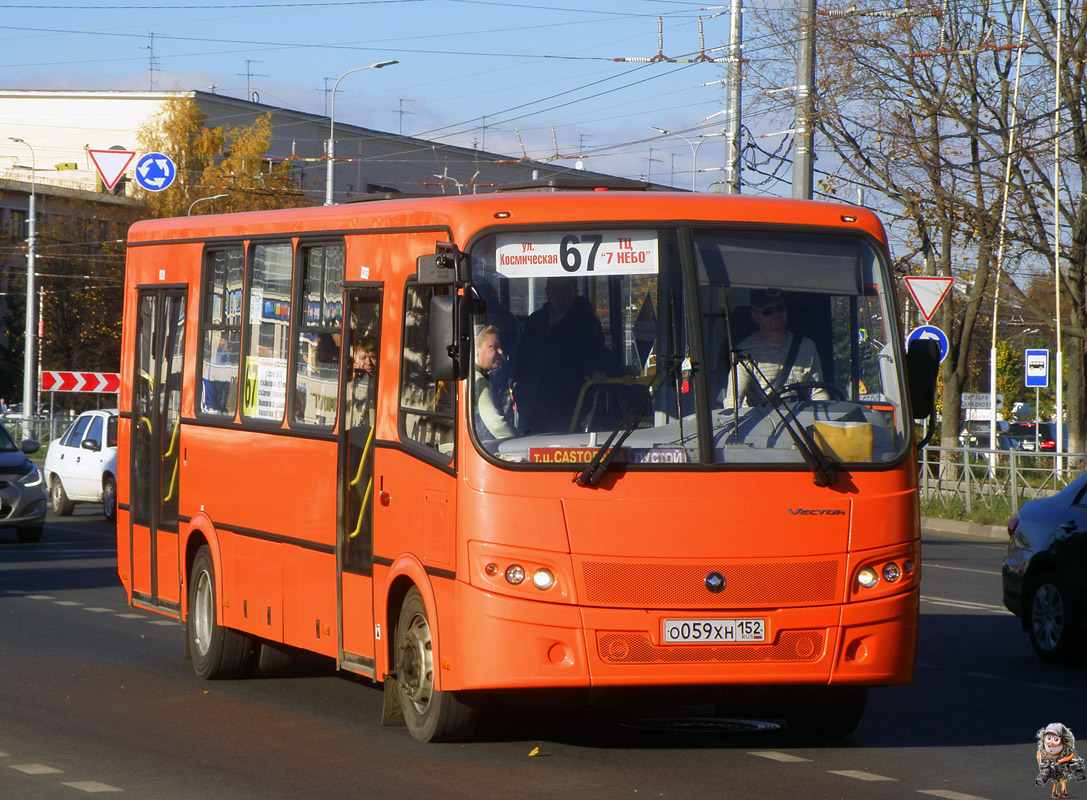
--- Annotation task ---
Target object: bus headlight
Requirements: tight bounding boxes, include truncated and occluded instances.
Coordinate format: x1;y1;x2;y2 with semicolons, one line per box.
505;565;525;585
532;569;556;591
882;562;902;583
857;568;879;589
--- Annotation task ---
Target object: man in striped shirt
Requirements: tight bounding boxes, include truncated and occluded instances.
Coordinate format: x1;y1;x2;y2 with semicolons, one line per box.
726;289;828;408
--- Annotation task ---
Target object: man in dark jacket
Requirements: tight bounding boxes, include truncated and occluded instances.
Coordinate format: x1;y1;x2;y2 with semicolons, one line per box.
514;277;607;433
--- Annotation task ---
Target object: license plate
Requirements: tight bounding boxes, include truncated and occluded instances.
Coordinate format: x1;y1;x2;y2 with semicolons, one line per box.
662;618;767;644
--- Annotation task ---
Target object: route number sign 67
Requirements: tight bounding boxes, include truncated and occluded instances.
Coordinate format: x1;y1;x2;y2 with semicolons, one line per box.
495;230;659;278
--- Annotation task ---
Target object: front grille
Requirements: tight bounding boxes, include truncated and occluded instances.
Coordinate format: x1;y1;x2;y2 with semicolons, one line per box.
598;630;825;664
580;560;841;607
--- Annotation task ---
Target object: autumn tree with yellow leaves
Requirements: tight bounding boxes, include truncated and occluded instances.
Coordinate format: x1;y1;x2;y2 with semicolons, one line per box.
137;94;311;218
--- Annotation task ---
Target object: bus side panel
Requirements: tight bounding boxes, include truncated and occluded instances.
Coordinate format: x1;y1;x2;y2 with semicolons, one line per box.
223;535;283;641
340;572;375;663
282;548;338;657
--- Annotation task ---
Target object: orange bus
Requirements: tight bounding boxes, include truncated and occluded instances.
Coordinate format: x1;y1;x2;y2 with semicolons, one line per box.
117;181;938;741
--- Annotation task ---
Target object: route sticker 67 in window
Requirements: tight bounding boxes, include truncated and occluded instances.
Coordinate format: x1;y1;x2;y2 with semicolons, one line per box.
495;230;659;278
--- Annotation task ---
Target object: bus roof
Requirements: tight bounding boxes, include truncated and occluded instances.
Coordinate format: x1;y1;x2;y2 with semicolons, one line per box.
126;190;888;248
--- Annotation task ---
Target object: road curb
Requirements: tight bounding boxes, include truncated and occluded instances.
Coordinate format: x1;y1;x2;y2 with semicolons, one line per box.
921;516;1007;540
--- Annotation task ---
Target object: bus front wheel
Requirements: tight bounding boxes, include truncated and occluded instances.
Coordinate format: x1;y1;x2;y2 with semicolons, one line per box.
395;587;478;742
187;546;252;679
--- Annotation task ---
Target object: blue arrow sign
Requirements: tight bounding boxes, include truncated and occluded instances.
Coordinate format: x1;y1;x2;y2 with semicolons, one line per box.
135;152;176;192
907;325;949;363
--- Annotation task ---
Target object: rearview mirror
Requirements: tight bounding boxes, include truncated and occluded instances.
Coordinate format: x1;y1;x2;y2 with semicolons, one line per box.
906;338;940;420
417;241;467;285
427;293;470;382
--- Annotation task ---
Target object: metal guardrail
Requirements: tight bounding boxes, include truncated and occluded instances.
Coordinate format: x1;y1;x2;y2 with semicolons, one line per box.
919;444;1082;516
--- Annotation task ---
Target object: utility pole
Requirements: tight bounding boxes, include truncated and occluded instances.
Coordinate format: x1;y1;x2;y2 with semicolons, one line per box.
724;0;743;194
793;0;816;199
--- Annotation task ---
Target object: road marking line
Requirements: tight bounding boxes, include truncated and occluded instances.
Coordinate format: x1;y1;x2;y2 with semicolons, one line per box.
921;562;1001;576
829;770;896;781
749;751;811;762
62;781;122;793
10;763;62;774
1026;683;1072;692
115;613;145;619
83;607;113;613
0;751;8;757
919;790;993;800
149;620;178;626
25;595;55;600
921;595;1012;614
54;600;83;606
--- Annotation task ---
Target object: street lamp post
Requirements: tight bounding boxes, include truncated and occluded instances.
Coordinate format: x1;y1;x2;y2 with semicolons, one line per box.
649;127;721;192
324;60;398;206
188;194;229;215
9;137;36;442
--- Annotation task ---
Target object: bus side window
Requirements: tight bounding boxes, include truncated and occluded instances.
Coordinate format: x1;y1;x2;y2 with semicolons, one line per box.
399;283;455;458
291;243;345;428
198;247;243;418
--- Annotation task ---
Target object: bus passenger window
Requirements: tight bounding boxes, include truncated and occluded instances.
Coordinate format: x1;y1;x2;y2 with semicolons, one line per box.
242;242;292;423
199;247;243;417
292;243;344;428
399;284;455;457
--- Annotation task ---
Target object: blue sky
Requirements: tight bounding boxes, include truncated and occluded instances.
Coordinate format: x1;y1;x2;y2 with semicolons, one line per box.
0;1;789;191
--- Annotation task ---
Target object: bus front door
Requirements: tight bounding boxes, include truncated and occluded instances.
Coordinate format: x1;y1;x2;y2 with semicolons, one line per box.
338;288;382;676
128;289;186;615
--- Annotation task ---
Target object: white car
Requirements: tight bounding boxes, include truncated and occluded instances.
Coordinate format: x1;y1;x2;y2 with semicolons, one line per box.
44;409;118;521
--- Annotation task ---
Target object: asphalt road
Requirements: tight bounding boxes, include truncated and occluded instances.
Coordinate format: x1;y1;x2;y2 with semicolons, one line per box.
1;511;1082;800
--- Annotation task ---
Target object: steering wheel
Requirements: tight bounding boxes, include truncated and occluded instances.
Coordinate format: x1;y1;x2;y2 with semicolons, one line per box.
778;381;846;402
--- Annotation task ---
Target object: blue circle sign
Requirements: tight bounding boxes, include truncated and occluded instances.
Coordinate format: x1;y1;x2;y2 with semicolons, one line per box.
907;325;949;363
134;152;176;192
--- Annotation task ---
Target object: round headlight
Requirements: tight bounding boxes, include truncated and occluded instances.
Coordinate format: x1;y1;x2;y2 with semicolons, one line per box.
882;562;902;583
857;568;879;589
532;569;555;590
903;560;915;575
505;565;525;585
484;562;500;577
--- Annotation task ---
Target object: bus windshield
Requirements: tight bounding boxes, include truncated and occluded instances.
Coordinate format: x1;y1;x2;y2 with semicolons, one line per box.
468;227;907;469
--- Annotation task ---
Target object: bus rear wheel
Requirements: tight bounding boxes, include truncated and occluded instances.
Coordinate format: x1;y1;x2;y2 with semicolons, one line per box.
395;588;478;742
187;545;252;679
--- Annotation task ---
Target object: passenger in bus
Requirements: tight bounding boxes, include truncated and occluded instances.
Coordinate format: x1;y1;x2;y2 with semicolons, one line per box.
726;289;828;407
349;335;378;427
474;325;518;442
513;277;607;433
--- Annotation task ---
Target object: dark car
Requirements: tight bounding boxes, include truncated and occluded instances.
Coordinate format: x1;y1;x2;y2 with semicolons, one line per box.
1010;422;1067;453
1002;474;1087;663
959;419;1010;448
0;423;47;542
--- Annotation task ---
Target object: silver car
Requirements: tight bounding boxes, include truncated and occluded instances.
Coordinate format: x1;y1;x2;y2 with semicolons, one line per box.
0;423;47;542
43;409;118;522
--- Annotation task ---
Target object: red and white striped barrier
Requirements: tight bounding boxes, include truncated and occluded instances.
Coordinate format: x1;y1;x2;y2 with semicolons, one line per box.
41;371;120;393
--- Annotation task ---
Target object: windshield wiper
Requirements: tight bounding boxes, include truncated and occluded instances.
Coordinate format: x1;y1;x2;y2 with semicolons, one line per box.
734;355;839;487
573;357;679;487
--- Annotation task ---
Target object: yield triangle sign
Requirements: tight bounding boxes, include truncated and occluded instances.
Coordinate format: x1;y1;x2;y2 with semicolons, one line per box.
904;276;954;321
88;148;136;190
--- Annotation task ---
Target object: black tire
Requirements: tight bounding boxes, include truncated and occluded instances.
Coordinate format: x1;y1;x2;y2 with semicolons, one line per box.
102;474;117;523
187;546;253;679
50;476;74;516
16;525;43;543
786;686;867;738
1028;571;1087;664
395;588;478;742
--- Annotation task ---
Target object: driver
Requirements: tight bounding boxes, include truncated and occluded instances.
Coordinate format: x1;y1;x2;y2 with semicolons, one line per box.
726;289;828;407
